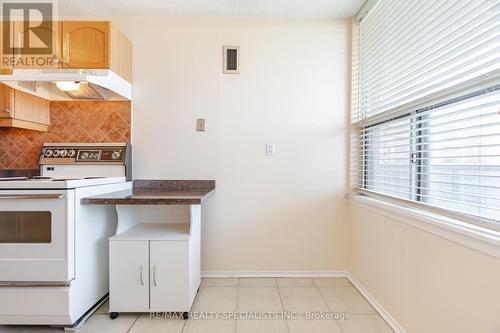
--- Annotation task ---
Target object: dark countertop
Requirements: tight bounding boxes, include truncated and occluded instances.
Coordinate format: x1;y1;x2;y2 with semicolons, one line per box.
81;179;215;205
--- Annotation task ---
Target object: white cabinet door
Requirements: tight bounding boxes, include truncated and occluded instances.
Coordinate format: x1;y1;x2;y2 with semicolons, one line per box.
109;240;149;311
150;241;189;311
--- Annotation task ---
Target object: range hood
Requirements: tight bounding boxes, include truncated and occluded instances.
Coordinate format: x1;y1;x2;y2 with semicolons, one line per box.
0;69;131;101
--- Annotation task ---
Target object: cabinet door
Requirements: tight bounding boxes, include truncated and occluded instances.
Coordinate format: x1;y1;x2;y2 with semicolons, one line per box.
0;20;13;74
0;84;14;117
12;89;49;125
0;84;48;131
150;241;190;311
12;21;61;69
62;21;109;68
109;240;149;312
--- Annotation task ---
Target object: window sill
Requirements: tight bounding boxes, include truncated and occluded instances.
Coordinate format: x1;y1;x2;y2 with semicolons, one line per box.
347;193;500;259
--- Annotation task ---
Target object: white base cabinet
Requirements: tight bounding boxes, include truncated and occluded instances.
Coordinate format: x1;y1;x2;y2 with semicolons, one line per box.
108;205;201;317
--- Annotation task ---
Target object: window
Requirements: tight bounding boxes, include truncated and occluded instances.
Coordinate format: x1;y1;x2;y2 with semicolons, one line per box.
351;0;500;226
0;212;52;243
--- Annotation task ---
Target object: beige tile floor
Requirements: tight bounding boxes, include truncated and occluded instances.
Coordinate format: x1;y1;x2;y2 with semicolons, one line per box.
0;278;395;333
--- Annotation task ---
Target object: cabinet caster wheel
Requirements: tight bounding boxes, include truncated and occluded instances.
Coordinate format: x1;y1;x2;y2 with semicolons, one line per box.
182;312;189;320
109;312;119;320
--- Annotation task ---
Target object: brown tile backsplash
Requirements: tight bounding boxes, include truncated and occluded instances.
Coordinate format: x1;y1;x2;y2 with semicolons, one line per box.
0;100;131;170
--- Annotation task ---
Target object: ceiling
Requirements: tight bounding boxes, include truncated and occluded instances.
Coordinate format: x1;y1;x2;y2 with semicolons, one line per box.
58;0;365;18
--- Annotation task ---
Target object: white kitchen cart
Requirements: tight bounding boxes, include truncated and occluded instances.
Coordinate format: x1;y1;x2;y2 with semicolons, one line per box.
108;204;201;320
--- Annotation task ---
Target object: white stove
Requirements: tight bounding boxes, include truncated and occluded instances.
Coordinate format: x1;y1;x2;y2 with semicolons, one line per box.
0;143;132;328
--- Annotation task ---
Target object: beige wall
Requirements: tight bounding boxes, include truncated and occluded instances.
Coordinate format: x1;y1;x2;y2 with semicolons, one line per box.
114;16;351;272
349;203;500;333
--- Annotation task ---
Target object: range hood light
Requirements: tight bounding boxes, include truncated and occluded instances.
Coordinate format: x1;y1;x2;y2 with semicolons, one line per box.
55;81;81;92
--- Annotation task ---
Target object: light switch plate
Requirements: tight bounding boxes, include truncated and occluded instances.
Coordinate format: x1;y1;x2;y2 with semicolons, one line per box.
196;119;206;132
266;143;275;156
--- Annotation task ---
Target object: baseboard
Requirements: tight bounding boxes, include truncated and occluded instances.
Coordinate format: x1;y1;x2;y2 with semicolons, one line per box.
201;270;406;333
201;270;348;278
346;272;406;333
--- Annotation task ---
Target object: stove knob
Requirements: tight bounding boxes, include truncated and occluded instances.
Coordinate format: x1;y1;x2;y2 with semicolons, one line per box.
53;150;60;157
111;151;121;160
60;150;68;157
80;152;89;159
67;149;76;157
45;150;53;157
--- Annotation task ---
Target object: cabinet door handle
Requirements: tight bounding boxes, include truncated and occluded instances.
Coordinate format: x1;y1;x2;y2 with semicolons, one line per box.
139;264;144;286
153;265;157;286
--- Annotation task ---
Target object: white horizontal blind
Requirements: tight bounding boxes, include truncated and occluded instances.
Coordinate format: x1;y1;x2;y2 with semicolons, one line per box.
355;0;500;122
352;0;500;225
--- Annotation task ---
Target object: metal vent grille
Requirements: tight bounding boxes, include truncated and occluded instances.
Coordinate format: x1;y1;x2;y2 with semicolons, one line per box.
223;46;239;74
63;83;103;100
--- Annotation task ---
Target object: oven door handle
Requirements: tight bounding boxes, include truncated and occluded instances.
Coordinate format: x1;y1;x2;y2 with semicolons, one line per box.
0;194;63;199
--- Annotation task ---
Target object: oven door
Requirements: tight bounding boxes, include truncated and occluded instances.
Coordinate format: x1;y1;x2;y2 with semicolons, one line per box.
0;190;75;285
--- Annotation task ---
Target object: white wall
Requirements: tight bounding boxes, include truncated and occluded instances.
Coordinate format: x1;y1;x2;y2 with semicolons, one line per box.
349;204;500;333
114;16;351;272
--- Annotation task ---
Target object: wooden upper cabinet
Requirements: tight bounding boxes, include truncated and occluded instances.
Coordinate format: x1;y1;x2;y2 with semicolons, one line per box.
0;83;50;132
0;21;11;74
0;84;14;113
108;24;133;83
12;21;61;69
0;20;132;81
62;21;109;69
61;21;132;82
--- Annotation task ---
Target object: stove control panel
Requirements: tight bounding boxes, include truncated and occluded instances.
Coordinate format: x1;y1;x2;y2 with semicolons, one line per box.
39;143;132;181
41;144;127;164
